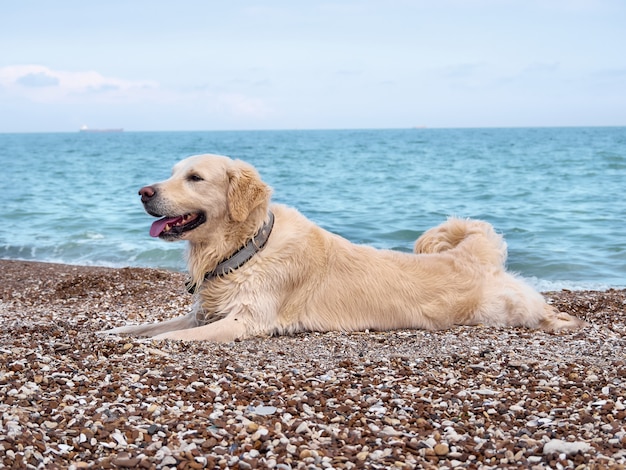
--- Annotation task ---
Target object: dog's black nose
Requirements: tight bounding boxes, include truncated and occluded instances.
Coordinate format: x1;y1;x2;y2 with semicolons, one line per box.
139;185;156;203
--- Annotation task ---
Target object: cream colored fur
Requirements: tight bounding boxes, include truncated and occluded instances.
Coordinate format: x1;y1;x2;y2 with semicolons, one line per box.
103;154;587;341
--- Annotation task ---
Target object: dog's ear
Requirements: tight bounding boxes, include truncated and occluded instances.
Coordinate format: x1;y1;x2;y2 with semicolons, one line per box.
227;161;271;222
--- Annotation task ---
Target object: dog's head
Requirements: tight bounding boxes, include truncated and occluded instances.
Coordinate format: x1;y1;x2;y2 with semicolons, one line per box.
139;154;272;242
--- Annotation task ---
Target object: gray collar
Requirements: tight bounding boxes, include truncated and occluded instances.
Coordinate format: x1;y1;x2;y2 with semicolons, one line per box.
186;211;275;294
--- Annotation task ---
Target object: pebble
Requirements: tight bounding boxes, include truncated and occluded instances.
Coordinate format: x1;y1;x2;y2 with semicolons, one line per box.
252;405;277;415
543;439;591;455
112;455;140;467
434;443;450;456
380;426;403;437
424;437;437;448
246;422;259;432
251;428;268;441
161;455;178;466
295;422;310;434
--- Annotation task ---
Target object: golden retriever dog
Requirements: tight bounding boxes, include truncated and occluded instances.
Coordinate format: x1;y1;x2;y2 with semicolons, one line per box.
103;154;586;341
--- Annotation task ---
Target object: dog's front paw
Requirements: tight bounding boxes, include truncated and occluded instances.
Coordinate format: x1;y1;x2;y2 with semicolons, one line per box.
97;324;157;337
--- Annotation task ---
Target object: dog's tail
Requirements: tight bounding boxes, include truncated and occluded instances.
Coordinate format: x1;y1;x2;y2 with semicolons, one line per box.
414;217;507;267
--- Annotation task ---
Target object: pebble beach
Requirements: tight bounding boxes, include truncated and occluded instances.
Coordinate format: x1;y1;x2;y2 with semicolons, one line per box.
1;259;625;469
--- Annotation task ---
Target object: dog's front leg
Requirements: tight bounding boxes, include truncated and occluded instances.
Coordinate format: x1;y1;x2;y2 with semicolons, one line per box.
152;315;249;342
100;310;199;337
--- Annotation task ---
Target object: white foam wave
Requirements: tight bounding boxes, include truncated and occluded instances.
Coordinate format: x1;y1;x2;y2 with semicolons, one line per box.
524;276;624;293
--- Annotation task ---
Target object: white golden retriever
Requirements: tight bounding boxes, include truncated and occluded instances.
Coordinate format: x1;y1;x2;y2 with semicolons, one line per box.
104;154;586;341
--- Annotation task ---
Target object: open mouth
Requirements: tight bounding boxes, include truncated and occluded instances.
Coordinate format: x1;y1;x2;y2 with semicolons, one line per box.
149;212;206;238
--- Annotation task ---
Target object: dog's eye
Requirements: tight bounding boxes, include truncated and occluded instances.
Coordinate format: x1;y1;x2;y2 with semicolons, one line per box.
188;174;204;182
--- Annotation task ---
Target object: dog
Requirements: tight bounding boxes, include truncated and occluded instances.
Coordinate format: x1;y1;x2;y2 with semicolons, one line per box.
103;154;586;341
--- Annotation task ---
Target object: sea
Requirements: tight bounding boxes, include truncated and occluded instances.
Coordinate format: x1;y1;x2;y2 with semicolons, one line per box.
1;127;624;291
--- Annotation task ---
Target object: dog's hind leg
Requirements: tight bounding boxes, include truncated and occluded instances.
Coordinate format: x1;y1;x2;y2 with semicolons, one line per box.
539;304;589;331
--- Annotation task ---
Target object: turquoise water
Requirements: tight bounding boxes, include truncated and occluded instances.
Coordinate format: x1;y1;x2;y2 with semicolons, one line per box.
1;128;624;290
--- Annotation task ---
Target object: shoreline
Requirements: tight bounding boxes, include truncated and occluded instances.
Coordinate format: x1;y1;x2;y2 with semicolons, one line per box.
1;259;625;468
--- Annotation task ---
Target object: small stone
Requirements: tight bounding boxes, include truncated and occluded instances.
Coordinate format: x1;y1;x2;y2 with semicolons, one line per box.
380;426;402;437
251;428;268;441
508;361;529;370
111;430;128;446
543;439;591;455
295;422;310;434
161;455;178;466
356;451;369;461
369;404;386;414
112;455;140;467
247;422;259;432
474;389;499;396
407;438;420;450
434;443;449;456
424;438;437;448
253;405;277;416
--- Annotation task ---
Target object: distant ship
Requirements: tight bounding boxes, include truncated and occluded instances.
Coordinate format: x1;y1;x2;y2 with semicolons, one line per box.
79;125;123;133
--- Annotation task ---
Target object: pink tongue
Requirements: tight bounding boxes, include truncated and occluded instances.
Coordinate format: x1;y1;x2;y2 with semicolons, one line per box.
150;216;183;237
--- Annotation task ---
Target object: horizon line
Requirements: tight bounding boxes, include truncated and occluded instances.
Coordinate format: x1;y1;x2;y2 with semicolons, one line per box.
2;124;626;135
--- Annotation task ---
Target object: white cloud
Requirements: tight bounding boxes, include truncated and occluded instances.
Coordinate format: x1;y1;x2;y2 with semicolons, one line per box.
16;71;60;87
0;65;275;130
0;65;158;103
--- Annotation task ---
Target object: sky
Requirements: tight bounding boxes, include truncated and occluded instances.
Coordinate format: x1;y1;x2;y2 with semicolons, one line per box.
1;0;625;132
